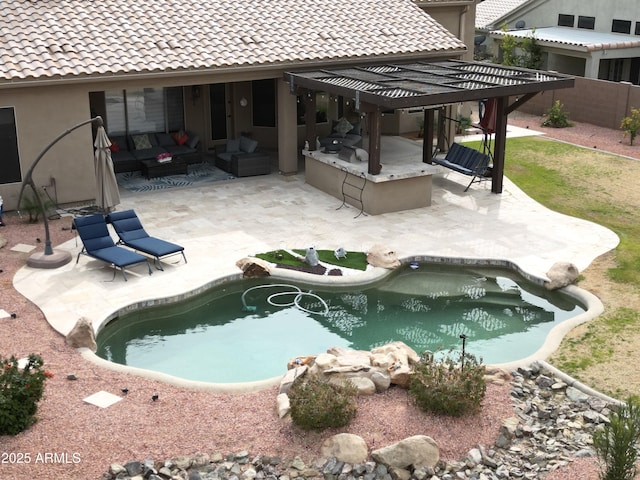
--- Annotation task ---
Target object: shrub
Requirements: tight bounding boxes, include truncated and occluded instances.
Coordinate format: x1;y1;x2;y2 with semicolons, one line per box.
542;100;572;128
288;376;358;430
593;398;640;480
0;354;53;435
620;108;640;146
409;351;486;417
456;114;472;134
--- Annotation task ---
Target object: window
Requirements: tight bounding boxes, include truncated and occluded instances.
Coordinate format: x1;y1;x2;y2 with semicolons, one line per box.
612;19;632;34
296;92;329;125
577;16;595;30
252;79;276;127
636;22;640;35
105;87;184;135
558;14;574;27
0;107;21;184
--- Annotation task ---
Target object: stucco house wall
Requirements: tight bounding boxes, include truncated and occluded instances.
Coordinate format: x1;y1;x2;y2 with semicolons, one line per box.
477;0;640;84
0;0;471;211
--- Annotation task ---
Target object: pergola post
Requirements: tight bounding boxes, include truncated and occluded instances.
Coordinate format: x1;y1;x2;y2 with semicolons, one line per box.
423;108;435;164
491;97;508;193
364;105;382;175
303;89;317;150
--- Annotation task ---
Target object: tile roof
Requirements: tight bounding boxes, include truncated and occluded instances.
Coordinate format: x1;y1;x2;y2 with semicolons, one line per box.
0;0;466;83
492;27;640;52
476;0;531;30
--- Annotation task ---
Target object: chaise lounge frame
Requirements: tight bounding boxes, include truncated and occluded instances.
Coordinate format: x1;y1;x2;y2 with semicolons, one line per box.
74;214;153;281
106;209;187;271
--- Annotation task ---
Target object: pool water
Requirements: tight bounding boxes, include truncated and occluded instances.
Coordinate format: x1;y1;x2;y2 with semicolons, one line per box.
95;264;585;384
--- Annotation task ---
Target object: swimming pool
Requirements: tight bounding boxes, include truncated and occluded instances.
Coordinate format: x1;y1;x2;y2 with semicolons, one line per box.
95;263;586;384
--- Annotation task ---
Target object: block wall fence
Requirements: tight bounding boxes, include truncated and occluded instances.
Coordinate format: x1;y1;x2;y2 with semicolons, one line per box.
515;77;640;130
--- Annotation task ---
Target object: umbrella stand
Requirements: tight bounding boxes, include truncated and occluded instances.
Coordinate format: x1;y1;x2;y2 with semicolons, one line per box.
17;116;104;269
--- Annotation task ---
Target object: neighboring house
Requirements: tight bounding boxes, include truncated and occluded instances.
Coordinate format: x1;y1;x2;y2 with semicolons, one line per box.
0;0;472;210
475;0;640;83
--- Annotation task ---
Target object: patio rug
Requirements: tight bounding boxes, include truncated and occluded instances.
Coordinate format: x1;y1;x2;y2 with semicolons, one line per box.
117;162;236;193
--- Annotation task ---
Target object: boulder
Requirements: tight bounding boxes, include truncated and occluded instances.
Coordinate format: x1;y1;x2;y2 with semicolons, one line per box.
370;371;392;392
495;416;520;448
484;367;512;385
544;261;579;290
371;435;439;469
371;341;420;365
388;364;412;388
328;376;376;395
65;317;97;351
320;433;369;464
366;244;401;269
279;365;307;394
236;257;271;278
276;393;290;418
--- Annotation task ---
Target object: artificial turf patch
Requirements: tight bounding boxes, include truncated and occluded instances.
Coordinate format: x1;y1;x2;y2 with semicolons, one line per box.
255;249;368;271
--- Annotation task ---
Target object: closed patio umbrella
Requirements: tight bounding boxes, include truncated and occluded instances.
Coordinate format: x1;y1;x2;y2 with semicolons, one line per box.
94;125;120;212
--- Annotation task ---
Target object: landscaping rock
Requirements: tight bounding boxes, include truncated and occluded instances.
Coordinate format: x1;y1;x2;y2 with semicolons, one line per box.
544;261;579;290
371;435;440;469
103;364;621;480
366;245;400;269
65;316;97;351
320;433;369;464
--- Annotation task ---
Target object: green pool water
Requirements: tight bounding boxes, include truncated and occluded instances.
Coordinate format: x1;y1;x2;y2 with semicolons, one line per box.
96;263;585;384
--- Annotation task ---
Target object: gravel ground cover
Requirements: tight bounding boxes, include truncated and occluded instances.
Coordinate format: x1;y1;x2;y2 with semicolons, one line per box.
1;113;636;479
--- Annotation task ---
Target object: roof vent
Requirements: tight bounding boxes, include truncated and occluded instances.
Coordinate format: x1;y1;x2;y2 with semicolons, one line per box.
515;20;526;29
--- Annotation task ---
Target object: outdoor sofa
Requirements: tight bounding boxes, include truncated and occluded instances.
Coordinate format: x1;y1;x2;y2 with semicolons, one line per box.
319;117;363;151
214;135;271;177
109;131;201;173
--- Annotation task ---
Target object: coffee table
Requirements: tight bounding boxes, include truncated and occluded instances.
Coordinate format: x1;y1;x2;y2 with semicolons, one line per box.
141;157;188;179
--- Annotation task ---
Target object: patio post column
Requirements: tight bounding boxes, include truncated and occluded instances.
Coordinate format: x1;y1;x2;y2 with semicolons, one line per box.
423;108;435;163
277;79;299;175
365;105;382;175
491;96;508;193
303;89;318;150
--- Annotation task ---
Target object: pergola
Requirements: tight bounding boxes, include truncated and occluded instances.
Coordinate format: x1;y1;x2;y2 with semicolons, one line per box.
285;59;574;193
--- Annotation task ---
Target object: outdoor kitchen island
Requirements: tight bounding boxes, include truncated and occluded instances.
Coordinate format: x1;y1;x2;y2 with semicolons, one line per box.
302;136;440;215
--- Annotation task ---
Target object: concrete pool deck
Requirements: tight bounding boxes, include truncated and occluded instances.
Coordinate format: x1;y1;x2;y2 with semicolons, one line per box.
13;129;619;389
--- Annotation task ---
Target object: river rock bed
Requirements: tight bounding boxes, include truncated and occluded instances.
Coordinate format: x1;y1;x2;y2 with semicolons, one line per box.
101;362;616;480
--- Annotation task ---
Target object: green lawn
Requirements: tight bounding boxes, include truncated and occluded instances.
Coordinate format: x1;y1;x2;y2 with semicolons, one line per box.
464;136;640;398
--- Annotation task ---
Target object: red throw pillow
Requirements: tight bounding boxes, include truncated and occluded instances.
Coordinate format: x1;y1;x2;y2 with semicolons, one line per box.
172;131;189;146
109;141;120;152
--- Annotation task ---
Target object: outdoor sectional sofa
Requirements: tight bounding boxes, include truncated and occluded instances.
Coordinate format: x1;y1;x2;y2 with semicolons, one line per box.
318;117;363;151
109;131;201;173
214;135;271;177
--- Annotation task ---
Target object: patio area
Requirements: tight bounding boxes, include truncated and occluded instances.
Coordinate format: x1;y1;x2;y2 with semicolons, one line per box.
13;127;619;387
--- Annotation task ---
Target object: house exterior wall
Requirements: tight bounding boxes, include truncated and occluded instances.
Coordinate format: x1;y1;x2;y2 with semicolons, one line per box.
479;0;640;82
0;85;97;211
489;0;640;32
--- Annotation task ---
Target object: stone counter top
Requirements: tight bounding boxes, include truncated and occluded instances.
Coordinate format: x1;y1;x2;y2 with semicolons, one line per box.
303;149;440;183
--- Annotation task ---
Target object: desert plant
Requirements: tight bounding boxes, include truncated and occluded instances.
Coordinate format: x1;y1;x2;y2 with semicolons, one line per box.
593;398;640;480
18;187;54;223
620;108;640;146
497;26;542;69
542;100;572;128
288;376;358;430
409;350;486;417
0;354;53;435
456;114;472;134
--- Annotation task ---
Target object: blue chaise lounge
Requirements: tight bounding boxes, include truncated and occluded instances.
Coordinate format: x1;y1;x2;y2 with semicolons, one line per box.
106;209;186;270
74;214;153;281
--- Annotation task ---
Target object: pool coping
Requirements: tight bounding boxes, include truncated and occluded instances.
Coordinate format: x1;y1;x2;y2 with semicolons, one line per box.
82;255;604;393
